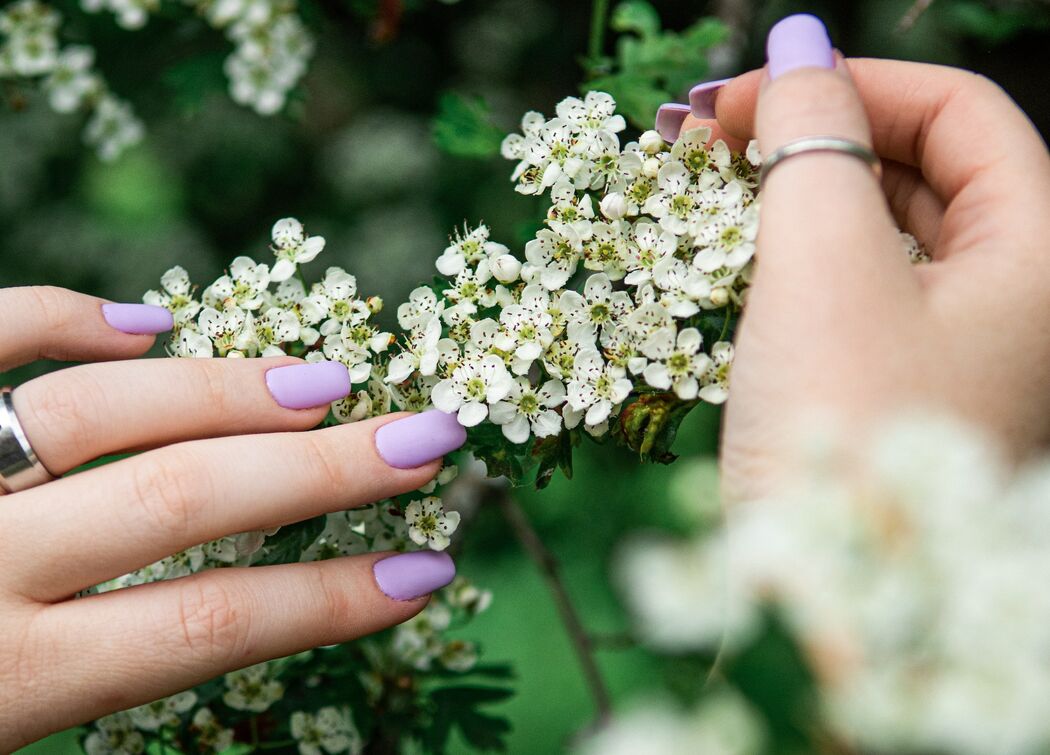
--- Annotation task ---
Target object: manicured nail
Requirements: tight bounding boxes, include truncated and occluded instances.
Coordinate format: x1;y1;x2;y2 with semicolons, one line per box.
265;361;351;410
101;303;173;335
766;14;835;80
375;409;467;469
688;77;733;118
654;103;691;143
374;550;456;601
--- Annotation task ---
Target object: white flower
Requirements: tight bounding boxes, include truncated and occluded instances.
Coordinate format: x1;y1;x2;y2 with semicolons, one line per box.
431;353;514;426
623;220;678;286
270;217;325;282
523;223;586;290
435;224;508;277
84;712;145;755
489;377;566;443
641;328;711;400
332;376;392;424
642;161;700;235
290;706;362;755
638;129;665;155
44;45;98;112
670;127;731;183
489;252;522;284
199;306;247;355
499;287;555;373
397;286;444;331
444;261;496;309
692;201;759;273
582;220;630;279
236;306;300;356
699;342;733;404
308;267;367;335
566;348;632;426
599;191;628;220
172;326;213;358
386;316;454;383
190;708;234;753
128;691;197;732
144;265;200;324
204;256;271;311
405;496;461;551
83;95;143;162
223;662;284;713
560;273;632;343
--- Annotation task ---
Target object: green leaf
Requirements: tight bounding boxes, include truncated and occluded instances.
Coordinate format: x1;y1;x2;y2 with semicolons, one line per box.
252;515;327;566
611;0;661;39
432;93;505;158
422;686;515;754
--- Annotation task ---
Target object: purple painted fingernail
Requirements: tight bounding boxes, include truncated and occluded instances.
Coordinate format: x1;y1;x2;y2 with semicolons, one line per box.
767;14;835;80
655;103;691;143
101;303;173;335
689;77;733;118
374;550;456;601
265;361;351;410
375;410;467;469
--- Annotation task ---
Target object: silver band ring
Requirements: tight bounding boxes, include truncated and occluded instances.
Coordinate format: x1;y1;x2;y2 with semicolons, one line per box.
759;136;882;186
0;387;54;494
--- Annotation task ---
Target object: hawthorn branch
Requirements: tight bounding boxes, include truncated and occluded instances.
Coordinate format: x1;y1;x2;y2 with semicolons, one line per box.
897;0;936;33
496;490;612;723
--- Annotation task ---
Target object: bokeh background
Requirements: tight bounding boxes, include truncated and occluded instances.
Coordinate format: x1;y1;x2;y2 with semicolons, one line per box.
4;0;1050;752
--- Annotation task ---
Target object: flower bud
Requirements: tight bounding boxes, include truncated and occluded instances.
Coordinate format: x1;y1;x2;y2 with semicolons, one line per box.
490;254;522;283
638;129;664;154
367;295;384;314
643;157;661;178
599;192;627;220
709;287;729;308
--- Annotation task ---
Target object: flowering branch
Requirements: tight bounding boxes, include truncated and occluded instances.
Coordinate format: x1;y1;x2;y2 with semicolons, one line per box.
496;488;613;723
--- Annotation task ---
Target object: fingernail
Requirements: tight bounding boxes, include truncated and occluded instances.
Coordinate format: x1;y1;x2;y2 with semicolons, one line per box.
766;13;835;80
654;103;691;143
375;410;467;469
101;303;173;335
265;361;351;410
374;550;456;601
688;77;733;118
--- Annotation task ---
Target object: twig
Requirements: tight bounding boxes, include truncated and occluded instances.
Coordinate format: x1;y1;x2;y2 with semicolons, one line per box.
587;0;611;67
897;0;936;33
496;490;612;723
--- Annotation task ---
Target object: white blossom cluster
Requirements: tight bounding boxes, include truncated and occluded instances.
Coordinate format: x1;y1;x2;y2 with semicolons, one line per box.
619;413;1050;755
80;0;315;116
0;0;143;160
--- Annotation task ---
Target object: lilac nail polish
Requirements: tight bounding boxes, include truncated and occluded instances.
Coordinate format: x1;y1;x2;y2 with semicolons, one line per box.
265;362;351;410
689;77;733;119
101;303;173;335
375;410;467;469
766;14;835;80
374;550;456;601
654;103;691;143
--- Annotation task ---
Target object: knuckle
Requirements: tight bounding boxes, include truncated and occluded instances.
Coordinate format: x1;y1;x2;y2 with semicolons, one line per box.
300;432;351;495
24;286;79;334
173;577;251;663
128;449;210;541
312;564;352;634
194;362;233;417
17;370;106;468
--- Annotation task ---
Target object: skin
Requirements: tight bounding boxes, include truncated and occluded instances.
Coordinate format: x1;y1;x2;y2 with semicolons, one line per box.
677;57;1050;501
0;287;442;749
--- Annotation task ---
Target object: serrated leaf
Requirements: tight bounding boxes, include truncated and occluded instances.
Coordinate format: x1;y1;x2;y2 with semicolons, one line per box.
252;515;327;566
432;93;504;158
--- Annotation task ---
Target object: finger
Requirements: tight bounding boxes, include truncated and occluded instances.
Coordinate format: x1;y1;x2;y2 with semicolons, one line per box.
753;15;916;295
2;411;464;601
881;160;945;254
21;551;454;741
0;287;172;372
11;357;351;474
717;58;1050;217
655;104;750;152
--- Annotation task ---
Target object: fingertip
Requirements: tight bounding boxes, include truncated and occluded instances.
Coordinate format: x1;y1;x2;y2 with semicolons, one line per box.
714;69;763;140
101;302;174;336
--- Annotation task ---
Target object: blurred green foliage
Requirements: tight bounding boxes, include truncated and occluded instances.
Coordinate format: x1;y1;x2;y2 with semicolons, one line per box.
5;0;1050;752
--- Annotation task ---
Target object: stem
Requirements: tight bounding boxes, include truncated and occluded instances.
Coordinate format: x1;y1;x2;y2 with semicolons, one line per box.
587;0;611;67
250;717;260;749
497;490;612;723
897;0;936;33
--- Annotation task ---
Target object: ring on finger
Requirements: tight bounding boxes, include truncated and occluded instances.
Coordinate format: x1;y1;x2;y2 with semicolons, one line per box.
0;387;54;494
760;136;882;187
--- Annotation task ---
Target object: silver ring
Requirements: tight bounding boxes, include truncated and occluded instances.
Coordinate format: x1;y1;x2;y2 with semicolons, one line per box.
759;136;882;186
0;387;54;494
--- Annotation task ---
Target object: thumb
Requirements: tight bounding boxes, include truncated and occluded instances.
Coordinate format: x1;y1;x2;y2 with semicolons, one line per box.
754;14;915;303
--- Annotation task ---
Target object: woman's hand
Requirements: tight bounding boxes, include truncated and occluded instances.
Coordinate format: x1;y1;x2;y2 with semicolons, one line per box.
0;288;466;750
668;14;1050;500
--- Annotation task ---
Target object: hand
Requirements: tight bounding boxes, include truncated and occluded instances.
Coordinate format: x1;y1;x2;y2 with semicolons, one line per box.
0;288;465;749
672;14;1050;500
